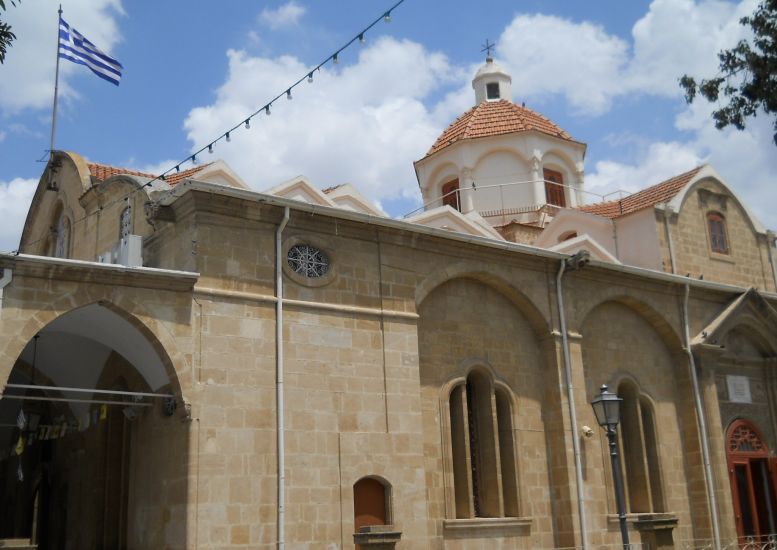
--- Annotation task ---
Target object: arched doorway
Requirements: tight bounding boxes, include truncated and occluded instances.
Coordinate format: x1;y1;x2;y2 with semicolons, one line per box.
726;419;777;538
0;302;186;549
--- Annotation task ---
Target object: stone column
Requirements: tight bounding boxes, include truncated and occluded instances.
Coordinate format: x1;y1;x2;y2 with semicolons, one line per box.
459;167;476;214
531;152;544;206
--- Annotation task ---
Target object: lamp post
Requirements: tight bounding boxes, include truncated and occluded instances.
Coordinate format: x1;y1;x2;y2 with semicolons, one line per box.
591;384;630;550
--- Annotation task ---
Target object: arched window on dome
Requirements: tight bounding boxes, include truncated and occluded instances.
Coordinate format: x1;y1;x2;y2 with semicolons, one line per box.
707;212;729;254
441;179;460;212
543;168;566;207
486;82;500;100
448;369;519;518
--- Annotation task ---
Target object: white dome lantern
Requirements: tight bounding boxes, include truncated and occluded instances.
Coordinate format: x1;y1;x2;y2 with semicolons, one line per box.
472;57;512;105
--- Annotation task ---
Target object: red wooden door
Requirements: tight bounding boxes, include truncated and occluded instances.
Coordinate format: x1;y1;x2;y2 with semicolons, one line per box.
354;478;387;550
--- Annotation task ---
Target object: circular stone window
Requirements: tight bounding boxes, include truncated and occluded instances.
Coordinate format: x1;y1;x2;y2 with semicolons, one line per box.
287;244;330;278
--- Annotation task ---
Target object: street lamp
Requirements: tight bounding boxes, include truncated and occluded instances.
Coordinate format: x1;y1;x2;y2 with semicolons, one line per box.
590;384;631;550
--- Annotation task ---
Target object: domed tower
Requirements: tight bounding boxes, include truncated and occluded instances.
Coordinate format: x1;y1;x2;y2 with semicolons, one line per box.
414;55;587;237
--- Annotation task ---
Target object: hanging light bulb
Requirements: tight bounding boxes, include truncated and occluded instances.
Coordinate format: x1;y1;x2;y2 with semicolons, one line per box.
333;52;339;65
359;33;365;45
245;119;251;130
286;89;292;100
265;105;271;116
175;165;180;173
384;12;391;23
208;144;214;154
225;132;231;143
191;154;197;164
307;72;314;83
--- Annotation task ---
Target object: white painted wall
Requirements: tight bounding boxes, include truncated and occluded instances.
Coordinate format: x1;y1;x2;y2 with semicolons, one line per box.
614;208;664;271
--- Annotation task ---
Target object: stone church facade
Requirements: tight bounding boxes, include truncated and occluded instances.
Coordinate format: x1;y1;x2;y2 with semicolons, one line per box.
0;58;776;550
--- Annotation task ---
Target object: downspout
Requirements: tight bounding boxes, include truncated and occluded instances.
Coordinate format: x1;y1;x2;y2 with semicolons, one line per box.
663;207;677;274
0;268;12;316
275;207;290;550
766;231;777;292
556;254;589;550
682;283;721;549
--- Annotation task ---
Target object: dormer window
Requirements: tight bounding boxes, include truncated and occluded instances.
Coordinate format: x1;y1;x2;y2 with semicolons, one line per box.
486;82;500;100
442;179;461;211
707;212;729;254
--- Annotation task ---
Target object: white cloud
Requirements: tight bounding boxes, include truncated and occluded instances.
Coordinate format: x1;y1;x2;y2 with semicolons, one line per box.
495;0;758;115
181;37;457;206
0;178;37;253
260;1;306;30
0;0;124;113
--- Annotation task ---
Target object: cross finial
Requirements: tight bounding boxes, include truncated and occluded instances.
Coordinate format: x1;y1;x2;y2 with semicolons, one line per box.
481;39;495;59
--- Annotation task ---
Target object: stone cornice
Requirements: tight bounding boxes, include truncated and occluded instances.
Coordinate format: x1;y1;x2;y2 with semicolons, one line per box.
0;254;199;292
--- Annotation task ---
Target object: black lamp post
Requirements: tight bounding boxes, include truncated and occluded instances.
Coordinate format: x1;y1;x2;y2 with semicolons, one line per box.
591;384;630;550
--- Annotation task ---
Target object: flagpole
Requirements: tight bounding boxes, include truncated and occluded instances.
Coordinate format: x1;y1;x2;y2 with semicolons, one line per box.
49;4;63;160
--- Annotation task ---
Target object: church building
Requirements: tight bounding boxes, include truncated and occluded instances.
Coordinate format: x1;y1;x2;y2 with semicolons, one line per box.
0;56;776;549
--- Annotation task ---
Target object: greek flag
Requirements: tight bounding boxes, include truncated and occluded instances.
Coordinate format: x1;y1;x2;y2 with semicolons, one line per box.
58;17;123;86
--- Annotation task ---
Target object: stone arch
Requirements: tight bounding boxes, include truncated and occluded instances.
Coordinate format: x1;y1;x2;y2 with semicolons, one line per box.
577;293;683;354
541;148;578;173
415;263;551;337
1;295;190;403
472;146;531;170
428;162;461;191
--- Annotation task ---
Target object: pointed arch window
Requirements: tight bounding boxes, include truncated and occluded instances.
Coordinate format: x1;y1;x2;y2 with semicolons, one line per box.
707;212;729;254
448;369;519;518
617;381;665;513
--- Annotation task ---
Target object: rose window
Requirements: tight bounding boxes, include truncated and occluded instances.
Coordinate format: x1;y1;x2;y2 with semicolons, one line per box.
287;244;330;278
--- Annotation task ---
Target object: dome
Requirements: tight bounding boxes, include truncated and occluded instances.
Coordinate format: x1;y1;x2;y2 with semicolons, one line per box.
421;99;575;159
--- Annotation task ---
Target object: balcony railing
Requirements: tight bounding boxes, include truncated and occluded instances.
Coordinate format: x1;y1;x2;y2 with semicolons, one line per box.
678;534;777;549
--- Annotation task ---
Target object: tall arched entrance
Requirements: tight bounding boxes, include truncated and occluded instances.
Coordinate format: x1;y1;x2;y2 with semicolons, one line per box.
0;302;188;549
726;419;777;539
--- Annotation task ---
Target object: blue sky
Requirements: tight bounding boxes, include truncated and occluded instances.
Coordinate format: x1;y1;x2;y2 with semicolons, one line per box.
1;0;775;253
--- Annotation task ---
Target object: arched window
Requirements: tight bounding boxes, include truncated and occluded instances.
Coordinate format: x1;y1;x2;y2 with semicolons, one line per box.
53;210;70;259
543;168;566;207
707;212;729;254
559;231;578;243
448;369;518;518
441;179;460;212
119;205;133;241
617;381;664;513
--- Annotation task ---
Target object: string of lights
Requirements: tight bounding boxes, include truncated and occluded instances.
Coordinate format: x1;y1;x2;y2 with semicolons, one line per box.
7;0;407;256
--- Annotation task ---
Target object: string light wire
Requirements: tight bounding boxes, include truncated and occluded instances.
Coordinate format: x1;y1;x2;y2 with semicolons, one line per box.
7;0;407;256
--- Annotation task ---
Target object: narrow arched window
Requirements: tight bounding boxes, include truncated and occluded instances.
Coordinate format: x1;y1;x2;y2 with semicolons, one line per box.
448;370;518;518
119;205;133;241
54;211;70;259
441;179;460;211
708;212;729;254
354;477;389;531
617;381;665;513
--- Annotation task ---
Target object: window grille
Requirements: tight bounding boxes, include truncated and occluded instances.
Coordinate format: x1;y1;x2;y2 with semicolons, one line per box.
287;244;330;278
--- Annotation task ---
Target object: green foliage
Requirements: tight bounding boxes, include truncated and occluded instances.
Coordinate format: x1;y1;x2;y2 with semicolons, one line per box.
680;0;777;145
0;0;20;64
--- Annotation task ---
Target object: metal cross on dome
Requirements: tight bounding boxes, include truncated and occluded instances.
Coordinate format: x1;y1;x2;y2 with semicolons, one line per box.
481;39;495;58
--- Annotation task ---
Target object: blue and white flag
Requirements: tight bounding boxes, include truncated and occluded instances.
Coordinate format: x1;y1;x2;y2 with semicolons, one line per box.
58;17;123;86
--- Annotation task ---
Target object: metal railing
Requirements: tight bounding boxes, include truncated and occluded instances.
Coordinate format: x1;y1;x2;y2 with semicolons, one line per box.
403;177;634;222
679;534;777;549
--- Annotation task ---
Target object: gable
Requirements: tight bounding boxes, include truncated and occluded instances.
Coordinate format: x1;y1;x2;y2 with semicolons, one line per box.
263;177;336;207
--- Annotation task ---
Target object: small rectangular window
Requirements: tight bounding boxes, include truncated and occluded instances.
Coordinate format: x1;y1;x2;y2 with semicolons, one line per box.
707;213;729;254
486;83;500;100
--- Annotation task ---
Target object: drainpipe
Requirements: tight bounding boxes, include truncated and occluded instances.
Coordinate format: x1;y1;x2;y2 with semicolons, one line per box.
766;231;777;292
276;207;290;549
663;207;677;274
682;283;721;550
556;252;590;550
0;268;12;315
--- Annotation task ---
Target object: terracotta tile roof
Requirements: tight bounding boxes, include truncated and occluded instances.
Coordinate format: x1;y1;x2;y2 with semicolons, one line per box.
87;162;210;186
577;166;704;219
423;100;574;158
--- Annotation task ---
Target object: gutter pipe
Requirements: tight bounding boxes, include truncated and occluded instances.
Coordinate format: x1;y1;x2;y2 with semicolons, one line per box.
556;253;589;550
276;207;290;549
683;282;721;550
